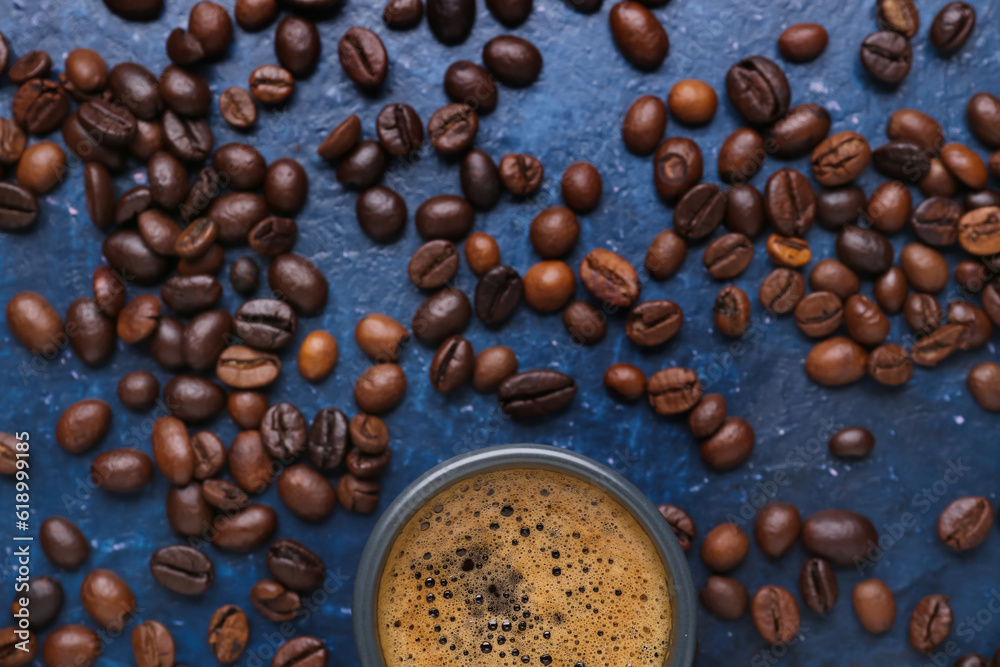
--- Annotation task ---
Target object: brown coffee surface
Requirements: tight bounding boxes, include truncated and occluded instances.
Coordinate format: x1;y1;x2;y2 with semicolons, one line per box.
377;467;673;666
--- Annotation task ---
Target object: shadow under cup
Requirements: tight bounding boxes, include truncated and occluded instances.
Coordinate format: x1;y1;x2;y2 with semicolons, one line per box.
352;443;696;667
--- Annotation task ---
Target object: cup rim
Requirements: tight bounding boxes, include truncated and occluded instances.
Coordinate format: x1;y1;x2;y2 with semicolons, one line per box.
352;443;697;667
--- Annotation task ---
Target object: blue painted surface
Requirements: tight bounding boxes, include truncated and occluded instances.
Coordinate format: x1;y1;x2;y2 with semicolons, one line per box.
0;0;998;665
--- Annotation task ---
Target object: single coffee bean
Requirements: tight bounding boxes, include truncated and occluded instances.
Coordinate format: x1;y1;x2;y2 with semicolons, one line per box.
498;370;577;418
829;426;875;458
376;103;423;157
132;620;175;667
800;558;838;614
482;35;542;87
80;569;135;630
909;594;953;654
653;137;702;202
430;335;475;392
384;0;425;28
306;407;350;470
164;375;226;423
953;259;989;291
930;1;976;51
867;181;911;234
815;185;865;230
700;417;755;469
108;62;162;120
9;51;52;85
918;157;961;196
794;291;843;338
235;0;278;30
234;299;297;351
181;309;232;371
12;79;68;135
674;183;725;240
668;78;718;126
65;297;115;366
355;313;409;362
130;118;165;160
965;189;1000;211
899;243;948;293
937;496;992;550
836;226;893;276
645;229;687;280
278;465;337;521
561;162;602;213
887;108;944;151
415;194;474;240
263;158;307;217
355;364;408;414
941;142;988;190
92;267;126;318
276;16;321;77
159;65;211;117
560;301;606;345
912;196;961;246
860;31;913;84
460;149;501;209
724;183;766;238
269;253;329;315
202;478;250;512
297;330;338;382
151;415;195;485
0;181;37;231
219;86;257;129
165;482;214;537
580;248;641;307
338;474;381;513
853;579;896;634
16;141;66;194
40;517;89;569
700;576;748;620
55;399;111;454
523;261;576;311
260;403;307;460
249;64;295;104
809;259;859;300
162;110;214;161
212;504;277;552
958;206;1000;256
160;275;222;316
339;27;388;87
967;92;1000;149
622;95;667;155
805;337;868;385
754;502;801;558
759;267;805;314
251;580;301;622
348;414;389;456
878;0;920;36
726;55;790;125
272;637;329;667
751;586;800;644
713;286;751;338
608;1;669;69
444;61;498;115
653;504;695;553
249;216;297;256
717;127;764;182
336;140;386;190
499;153;543;196
647;367;700;415
624;299;682;346
967;361;1000;410
412;289;472;345
486;0;531;25
766;234;811;268
762;103;831;159
78;99;137;148
844;294;890;346
464;232;501;275
529;206;580;259
811;131;871;187
603;363;646;402
137;209;182;257
175;217;219;259
190;431;226;480
475;265;523;325
317;115;361;160
346;446;393;482
427;103;479;155
426;0;476;45
688;393;726;438
904;292;943;334
217;345;281;389
473;346;519;393
701;523;749;572
207;605;249;663
801;509;878;564
267;539;325;592
778;23;827;62
187;2;233;58
765;168;817;236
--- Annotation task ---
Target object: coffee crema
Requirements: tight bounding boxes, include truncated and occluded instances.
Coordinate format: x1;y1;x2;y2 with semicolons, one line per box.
377;467;673;666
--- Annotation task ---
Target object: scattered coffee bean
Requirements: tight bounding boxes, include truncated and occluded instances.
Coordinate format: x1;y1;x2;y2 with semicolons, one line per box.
853;579;896;634
908;594;953;654
726;56;790;125
355;364;408;414
482;35;542;87
207;605;249;663
40;517;90;570
622;95;667;155
498;370;577;418
608;1;669;70
967;361;1000;411
700;576;748;620
701;523;749;572
430;335;475;392
860;31;913;84
499;153;544;196
937;496;993;550
604;362;646;402
800;558;838;614
751;585;800;644
930;1;976;52
647;367;700;415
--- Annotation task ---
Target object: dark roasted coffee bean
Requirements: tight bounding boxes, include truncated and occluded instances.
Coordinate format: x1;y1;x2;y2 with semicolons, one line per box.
10;575;64;629
263;158;307;217
164;375;226;422
713;286;750;337
77;99;137;149
653;137;702;202
430;335;475;392
6;292;63;357
860;31;913;83
162;109;214;161
466;232;501;274
703;233;753;280
645;229;687;279
159;65;211;116
875;264;908;313
778;23;828;62
687;393;726;438
248;216;297;256
79;569;135;630
844;293;890;346
147;151;189;211
130;118;164;160
608;1;669;69
306;406;350;470
318;114;361;160
723;183;765;238
647;367;700;415
948;301;993;350
726;56;790;125
348;414;389;456
376;103;423;157
212;504;277;552
261;402;307;459
137;209;181;256
42;625;101;666
65;297;115;366
912;196;961;246
809;258;859;300
249;64;295;104
799;558;838;614
276;15;321;77
338;474;380;513
409;240;459;289
251;579;302;622
967;92;1000;149
700;417;754;469
561;162;603;213
811;131;871;187
415;194;474;240
482;36;542;87
853;579;896;634
908;594;953;654
269;253;328;315
213;142;266;191
794;291;843;338
338;27;388;87
801;509;878;564
150;544;214;595
108;62;162;120
887;108;944;150
717;127;765;183
602;363;645;402
754;502;801;558
207;192;266;243
132;619;175;667
867;181;912;234
116;295;161;346
355;364;408;415
166;28;206;66
921;158;961;195
427;0;476;45
473;346;519;393
12;79;68;134
0;117;28;165
965;189;1000;211
900;243;948;293
805;337;868;385
336;140;386;189
182;309;231;371
174;217;218;260
562;301;606;345
229;430;273;494
872;140;930;181
103;0;162;19
278;463;337;520
413;288;472;345
188;431;226;480
815;185;865;230
829;426;875;458
655;503;695;552
762;103;831;159
498;370;577;418
202;478;250;513
460;149;501;211
9;51;52;85
700;523;749;572
474;265;523;325
444;62;497;115
267;539;325;592
81;164;113;230
234;298;296;350
384;0;424;29
166;482;213;537
208;605;249;662
904;292;943;334
427;103;479;155
930;2;975;52
40;517;90;569
486;0;531;25
759;267;805;314
627;299;683;346
622;95;666;155
674;183;725;240
751;586;800;644
357;186;406;242
499;152;543;196
92;266;126;319
580;248;640;307
700;576;748;620
836;226;893;276
764;168;816;236
530;206;580;259
937;496;992;551
272;636;329;667
967;361;1000;410
219;86;257;129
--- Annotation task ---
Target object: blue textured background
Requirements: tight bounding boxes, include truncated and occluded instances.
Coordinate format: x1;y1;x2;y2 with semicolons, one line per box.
1;0;999;665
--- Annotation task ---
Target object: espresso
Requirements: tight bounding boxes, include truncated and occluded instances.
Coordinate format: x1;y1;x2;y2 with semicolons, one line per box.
377;467;673;666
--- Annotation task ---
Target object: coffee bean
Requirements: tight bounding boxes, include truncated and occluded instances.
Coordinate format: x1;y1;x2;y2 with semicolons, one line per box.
181;309;231;371
249;64;295;104
412;289;472;345
930;2;975;52
187;431;225;481
887;108;944;151
276;16;321;77
603;363;646;402
700;576;748;620
355;364;408;414
296;330;338;382
579;248;641;307
202;478;250;513
164;375;226;422
42;625;101;667
355;313;409;361
272;636;329;667
778;23;828;62
175;218;219;260
12;79;68;134
375;103;423;157
10;575;64;629
941;142;988;190
65;297;115;366
269;253;329;315
278;464;336;520
482;35;542;87
762;103;831;159
561;162;602;213
765;234;810;268
867;181;911;234
701;523;749;572
219;86;257;129
137;209;182;257
852;579;896;634
442;63;498;121
751;585;800;644
159;65;211;117
338;27;388;87
10;51;52;85
473;346;519;393
903;292;942;334
700;417;755;469
212;504;277;552
793;292;843;338
499;153;543;196
475;265;523;325
247;216;297;256
622;95;667;155
165;481;213;537
415;194;474;240
303;406;348;471
557;301;604;345
108;62;161;120
860;31;913;84
800;558;838;614
753;502;801;558
0;32;7;75
811;131;871;187
55;399;110;454
463;232;500;276
267;539;325;592
828;426;875;458
806;336;869;385
427;0;476;45
529;206;579;259
911;196;961;246
965;189;1000;211
844;293;890;346
654;503;695;552
909;594;953;654
346;415;388;456
836;226;893;276
608;1;669;70
5;291;64;356
667;79;717;126
761;170;814;237
40;517;89;569
808;259;859;301
674;183;725;240
235;0;278;29
162;109;214;161
460;149;501;210
486;0;531;25
225;394;267;433
208;605;249;663
968;361;1000;410
626;299;683;347
713;286;750;338
338;473;381;513
687;393;726;438
430;335;475;392
0;118;28;166
130;119;164;160
216;345;281;389
168;27;206;65
15;141;66;194
643;229;687;281
937;496;992;550
80;569;135;630
212;143;266;192
131;620;175;667
726;56;790;125
967;92;1000;149
149;415;195;486
498;370;577;418
801;509;878;564
251;579;301;622
647;367;700;415
815;185;865;230
260;160;306;218
717;127;764;182
958;206;1000;256
915;322;964;366
523;260;576;311
317;114;361;160
653;137;703;202
384;0;424;29
898;243;948;294
336;140;386;189
759;267;805;314
878;0;920;35
78;99;137;148
259;402;306;460
426;103;479;156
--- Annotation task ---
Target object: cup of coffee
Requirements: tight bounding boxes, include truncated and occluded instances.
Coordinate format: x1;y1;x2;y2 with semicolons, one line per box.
353;444;696;666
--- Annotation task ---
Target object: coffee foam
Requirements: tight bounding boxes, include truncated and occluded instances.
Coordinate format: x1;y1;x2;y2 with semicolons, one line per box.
377;467;673;666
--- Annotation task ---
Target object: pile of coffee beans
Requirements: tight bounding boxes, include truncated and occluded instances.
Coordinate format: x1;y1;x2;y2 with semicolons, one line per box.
1;0;999;663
